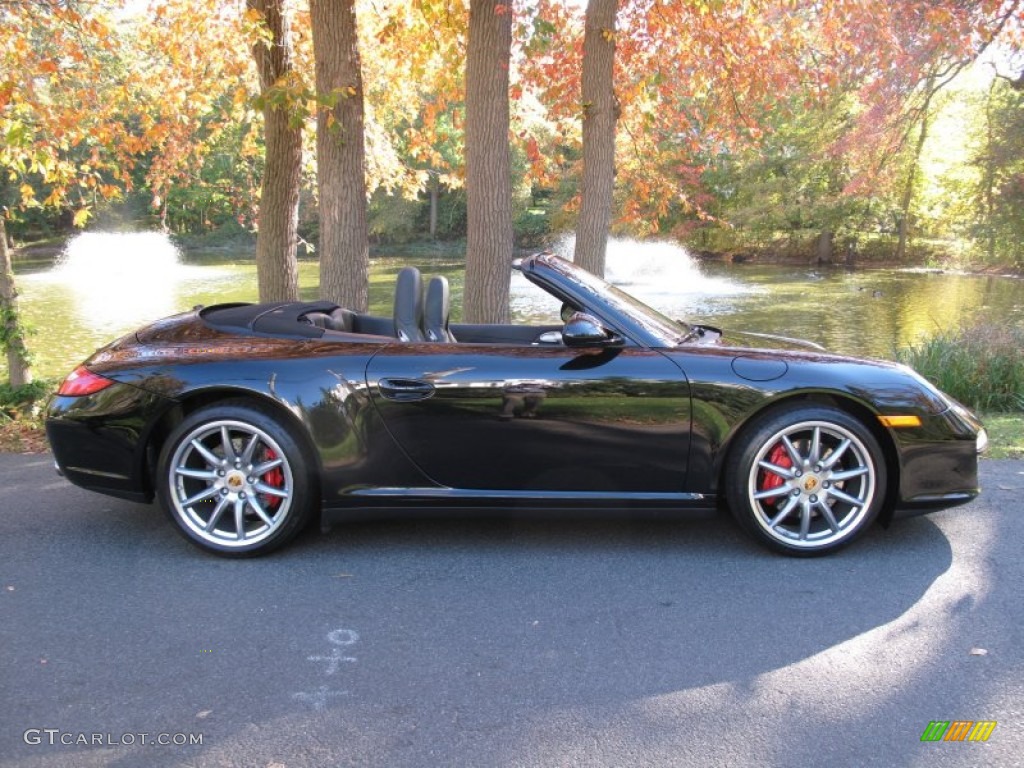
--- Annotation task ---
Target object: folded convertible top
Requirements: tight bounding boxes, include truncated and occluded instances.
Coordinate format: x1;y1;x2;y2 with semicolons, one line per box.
199;301;340;339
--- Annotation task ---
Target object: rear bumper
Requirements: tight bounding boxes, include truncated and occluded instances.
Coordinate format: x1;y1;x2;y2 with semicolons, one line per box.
46;383;174;503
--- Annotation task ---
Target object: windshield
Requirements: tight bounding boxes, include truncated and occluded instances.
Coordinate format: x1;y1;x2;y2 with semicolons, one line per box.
536;255;691;346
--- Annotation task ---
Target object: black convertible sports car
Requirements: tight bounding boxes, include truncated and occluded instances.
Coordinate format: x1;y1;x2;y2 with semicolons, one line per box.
46;252;986;557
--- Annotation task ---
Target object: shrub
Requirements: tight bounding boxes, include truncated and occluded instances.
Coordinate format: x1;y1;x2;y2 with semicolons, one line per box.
0;379;53;419
895;323;1024;412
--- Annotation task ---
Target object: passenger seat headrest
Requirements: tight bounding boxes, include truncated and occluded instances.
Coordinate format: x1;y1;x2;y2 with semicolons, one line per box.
424;275;454;342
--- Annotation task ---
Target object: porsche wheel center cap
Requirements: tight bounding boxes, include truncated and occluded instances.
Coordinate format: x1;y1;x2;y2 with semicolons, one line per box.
226;472;245;491
803;476;820;493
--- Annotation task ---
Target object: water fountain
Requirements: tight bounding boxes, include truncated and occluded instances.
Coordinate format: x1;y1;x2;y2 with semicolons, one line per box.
510;235;753;322
33;231;245;335
15;231;249;376
34;231;235;336
52;231;186;282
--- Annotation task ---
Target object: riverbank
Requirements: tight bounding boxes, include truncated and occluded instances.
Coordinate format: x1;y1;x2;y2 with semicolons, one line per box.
690;245;1024;276
10;228;1022;276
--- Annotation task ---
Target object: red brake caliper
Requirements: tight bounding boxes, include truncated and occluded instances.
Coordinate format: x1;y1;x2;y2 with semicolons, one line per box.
759;443;793;495
262;449;284;510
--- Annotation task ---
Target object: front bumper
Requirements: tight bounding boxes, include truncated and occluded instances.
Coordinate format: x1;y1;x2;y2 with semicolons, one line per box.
892;405;984;516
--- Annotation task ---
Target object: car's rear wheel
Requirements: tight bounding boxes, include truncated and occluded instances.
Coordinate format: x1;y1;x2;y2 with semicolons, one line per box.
725;405;886;556
157;402;314;556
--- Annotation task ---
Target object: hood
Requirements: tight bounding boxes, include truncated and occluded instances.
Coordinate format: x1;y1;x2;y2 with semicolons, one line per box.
683;324;828;353
721;329;828;353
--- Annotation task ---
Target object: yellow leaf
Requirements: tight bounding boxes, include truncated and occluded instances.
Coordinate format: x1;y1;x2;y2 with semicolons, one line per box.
72;208;91;227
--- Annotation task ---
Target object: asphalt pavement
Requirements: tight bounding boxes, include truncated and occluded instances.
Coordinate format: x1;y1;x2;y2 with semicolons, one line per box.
1;453;1022;767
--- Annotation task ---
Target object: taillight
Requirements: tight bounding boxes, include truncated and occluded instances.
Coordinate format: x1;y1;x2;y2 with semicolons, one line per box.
57;366;115;397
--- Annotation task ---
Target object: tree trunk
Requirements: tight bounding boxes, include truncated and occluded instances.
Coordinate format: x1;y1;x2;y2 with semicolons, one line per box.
464;0;513;324
895;216;908;262
311;0;370;312
429;173;439;241
0;217;32;388
247;0;302;303
895;82;935;262
984;80;997;262
573;0;618;278
816;229;833;264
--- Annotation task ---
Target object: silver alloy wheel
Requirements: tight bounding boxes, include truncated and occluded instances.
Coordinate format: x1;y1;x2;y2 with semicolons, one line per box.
746;419;877;549
167;419;294;549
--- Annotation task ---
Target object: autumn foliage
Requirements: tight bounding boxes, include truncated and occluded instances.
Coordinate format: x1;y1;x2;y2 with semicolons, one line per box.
1;0;1022;245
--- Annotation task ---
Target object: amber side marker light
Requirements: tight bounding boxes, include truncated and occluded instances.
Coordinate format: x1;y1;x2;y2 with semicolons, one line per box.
878;414;922;428
57;366;115;397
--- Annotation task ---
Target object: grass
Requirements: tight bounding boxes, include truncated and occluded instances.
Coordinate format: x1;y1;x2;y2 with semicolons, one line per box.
983;413;1024;460
895;320;1023;458
895;322;1024;413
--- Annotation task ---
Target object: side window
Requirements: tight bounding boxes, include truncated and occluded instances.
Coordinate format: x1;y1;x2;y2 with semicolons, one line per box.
510;271;569;324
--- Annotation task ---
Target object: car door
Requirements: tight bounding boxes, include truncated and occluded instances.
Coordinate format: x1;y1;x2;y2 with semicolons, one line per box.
365;341;691;494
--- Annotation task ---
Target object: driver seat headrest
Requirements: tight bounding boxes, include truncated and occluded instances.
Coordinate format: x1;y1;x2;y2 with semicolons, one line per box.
393;266;425;342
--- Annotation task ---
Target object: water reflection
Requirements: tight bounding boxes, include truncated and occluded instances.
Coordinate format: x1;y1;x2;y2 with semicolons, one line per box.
697;263;1024;358
10;231;1024;379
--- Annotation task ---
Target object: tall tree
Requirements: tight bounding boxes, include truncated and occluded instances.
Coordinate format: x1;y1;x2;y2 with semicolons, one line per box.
573;0;618;277
311;0;370;312
464;0;513;324
247;0;302;302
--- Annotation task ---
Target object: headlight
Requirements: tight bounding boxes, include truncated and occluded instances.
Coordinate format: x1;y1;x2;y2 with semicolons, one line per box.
976;428;989;454
897;364;956;414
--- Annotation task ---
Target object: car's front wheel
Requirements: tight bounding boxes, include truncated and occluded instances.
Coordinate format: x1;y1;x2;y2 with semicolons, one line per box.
725;405;887;556
157;402;315;556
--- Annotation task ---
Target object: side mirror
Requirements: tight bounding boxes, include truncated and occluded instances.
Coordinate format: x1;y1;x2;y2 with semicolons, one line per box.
562;312;623;348
535;330;564;345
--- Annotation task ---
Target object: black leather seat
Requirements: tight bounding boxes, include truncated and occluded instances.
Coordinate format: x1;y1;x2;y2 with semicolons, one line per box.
424;275;456;342
393;267;425;341
305;307;356;332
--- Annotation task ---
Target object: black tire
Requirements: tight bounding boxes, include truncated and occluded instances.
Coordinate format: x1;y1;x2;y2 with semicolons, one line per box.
725;405;887;556
157;401;316;556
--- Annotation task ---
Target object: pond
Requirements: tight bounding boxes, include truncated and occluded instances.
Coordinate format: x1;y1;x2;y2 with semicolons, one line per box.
9;232;1024;380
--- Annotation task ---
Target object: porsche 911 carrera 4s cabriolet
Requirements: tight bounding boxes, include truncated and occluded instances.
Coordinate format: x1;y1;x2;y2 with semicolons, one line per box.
46;252;987;557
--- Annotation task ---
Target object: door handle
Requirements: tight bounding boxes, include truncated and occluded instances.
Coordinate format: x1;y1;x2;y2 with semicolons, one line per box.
378;378;436;402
